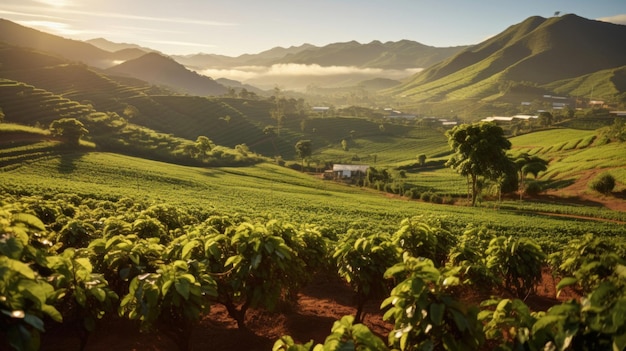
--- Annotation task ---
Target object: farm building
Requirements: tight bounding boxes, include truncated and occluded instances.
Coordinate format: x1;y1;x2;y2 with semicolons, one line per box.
326;164;369;180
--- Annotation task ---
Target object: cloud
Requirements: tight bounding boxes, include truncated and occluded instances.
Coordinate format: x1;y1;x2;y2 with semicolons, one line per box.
597;14;626;25
32;0;74;7
2;3;237;27
16;20;84;35
0;9;66;20
199;64;422;87
40;7;238;27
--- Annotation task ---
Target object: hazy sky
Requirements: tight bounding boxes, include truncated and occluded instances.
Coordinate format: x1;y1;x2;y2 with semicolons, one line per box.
1;0;625;56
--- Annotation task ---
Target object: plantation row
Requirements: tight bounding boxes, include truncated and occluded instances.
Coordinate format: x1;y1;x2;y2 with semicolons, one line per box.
1;192;624;351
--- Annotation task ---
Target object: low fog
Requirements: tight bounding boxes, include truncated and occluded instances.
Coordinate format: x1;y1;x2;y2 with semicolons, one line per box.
198;64;422;90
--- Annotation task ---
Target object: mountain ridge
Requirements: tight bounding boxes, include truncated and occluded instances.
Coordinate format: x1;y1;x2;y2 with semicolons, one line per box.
106;52;227;96
389;14;626;107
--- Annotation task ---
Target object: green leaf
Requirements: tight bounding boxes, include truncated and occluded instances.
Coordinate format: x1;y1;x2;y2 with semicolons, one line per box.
162;280;173;296
75;258;93;273
7;258;35;279
430;302;445;326
181;241;197;260
251;253;262;269
613;331;626;351
0;235;25;259
450;308;468;332
75;287;87;306
23;313;45;332
91;287;106;302
175;279;190;300
384;263;405;279
13;213;46;231
41;304;63;323
556;277;577;297
531;315;562;334
224;255;240;267
180;274;196;284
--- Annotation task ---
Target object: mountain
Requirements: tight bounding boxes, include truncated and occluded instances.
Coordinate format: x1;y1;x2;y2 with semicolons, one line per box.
0;19;144;68
86;38;157;54
173;43;316;69
173;41;465;70
277;40;466;69
106;52;227;96
389;14;626;106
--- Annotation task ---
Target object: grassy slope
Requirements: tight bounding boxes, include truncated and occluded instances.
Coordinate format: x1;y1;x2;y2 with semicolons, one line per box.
1;147;623;249
509;128;626;183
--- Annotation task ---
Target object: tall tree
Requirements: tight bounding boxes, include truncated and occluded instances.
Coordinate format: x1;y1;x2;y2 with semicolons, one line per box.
295;140;312;170
445;122;512;206
49;118;88;146
270;87;285;136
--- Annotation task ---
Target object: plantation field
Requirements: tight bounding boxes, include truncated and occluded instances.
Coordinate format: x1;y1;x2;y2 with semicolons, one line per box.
2;129;625;351
510;128;626;184
2;149;623;248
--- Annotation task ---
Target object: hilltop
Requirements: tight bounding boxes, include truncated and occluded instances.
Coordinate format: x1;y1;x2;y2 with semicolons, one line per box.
106;52;228;96
387;14;626;118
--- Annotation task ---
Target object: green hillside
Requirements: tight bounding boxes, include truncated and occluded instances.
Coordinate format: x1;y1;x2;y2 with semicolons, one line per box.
510;128;626;185
386;14;626;118
0;150;622;241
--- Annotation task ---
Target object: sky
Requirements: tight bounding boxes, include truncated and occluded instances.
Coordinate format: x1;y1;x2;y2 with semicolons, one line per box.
1;0;625;57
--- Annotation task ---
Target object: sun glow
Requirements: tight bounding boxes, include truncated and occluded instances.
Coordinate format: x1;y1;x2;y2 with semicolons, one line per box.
35;0;72;7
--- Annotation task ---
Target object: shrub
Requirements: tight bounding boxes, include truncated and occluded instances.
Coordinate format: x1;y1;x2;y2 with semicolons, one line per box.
589;173;616;195
404;188;421;199
486;236;546;298
420;191;433;202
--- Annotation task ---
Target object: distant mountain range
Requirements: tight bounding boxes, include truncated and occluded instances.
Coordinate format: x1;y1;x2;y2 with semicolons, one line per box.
172;40;467;70
389;14;626;111
1;14;625;112
0;18;468;93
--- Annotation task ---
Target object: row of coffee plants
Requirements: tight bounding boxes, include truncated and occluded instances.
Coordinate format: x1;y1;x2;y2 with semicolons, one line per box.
0;193;330;350
1;192;624;350
276;231;625;350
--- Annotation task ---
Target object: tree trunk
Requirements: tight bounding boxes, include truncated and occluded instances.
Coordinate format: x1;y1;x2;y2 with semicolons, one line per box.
471;174;478;206
519;170;525;201
223;299;250;330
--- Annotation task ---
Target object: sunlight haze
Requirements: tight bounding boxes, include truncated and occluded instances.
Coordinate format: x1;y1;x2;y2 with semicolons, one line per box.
1;0;625;56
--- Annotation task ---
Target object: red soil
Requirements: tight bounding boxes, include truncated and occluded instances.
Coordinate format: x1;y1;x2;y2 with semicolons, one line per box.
39;270;579;351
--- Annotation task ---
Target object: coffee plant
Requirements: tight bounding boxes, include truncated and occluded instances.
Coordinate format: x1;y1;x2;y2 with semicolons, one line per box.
0;210;62;351
382;254;484;350
485;236;546;298
333;230;400;322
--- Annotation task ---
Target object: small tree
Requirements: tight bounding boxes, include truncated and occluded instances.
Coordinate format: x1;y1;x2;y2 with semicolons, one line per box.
195;136;214;156
50;118;88;146
589;172;616;195
417;154;427;166
514;153;548;200
445;122;512;206
295;140;312;170
341;139;349;151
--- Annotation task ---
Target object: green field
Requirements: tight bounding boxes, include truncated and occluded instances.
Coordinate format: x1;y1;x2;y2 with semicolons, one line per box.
510;128;626;183
2;149;623;250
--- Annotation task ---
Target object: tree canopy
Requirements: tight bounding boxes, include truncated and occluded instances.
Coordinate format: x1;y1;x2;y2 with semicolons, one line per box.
445;122;512;206
49;118;88;146
514;153;549;199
